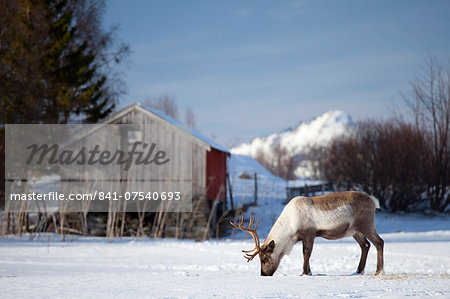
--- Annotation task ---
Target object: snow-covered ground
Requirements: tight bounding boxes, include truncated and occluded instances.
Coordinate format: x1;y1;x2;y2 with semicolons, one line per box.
1;154;449;298
227;153;288;239
1;217;449;298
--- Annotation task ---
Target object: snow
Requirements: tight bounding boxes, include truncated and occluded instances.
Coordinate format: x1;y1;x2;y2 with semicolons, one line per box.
2;131;449;298
26;174;61;213
227;154;329;238
227;154;287;237
2;154;450;298
231;110;352;177
1;216;449;298
286;178;325;188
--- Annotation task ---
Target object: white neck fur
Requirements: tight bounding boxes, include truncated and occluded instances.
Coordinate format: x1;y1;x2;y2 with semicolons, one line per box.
264;203;300;257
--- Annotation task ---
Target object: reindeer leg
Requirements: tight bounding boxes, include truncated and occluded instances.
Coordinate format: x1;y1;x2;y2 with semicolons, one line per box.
357;209;384;276
353;232;370;274
301;236;314;276
365;230;384;275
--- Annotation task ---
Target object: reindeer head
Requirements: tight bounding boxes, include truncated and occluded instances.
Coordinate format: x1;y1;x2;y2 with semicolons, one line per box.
230;213;280;276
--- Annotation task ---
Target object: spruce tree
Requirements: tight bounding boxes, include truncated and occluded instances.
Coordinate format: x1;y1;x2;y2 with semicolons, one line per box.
0;0;126;124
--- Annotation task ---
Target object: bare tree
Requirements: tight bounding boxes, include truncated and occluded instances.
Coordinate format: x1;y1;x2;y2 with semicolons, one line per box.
306;56;450;212
145;95;179;119
405;56;450;211
144;96;198;130
185;107;196;128
312;120;429;211
255;143;299;180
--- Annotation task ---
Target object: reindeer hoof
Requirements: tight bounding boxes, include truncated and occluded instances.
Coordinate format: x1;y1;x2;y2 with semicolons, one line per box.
301;271;312;276
374;269;385;276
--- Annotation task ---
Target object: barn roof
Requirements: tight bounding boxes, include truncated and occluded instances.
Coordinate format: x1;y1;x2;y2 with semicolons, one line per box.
136;103;230;154
137;104;229;154
102;103;229;154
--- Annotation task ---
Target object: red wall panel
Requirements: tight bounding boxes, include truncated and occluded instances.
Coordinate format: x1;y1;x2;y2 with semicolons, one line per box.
206;149;228;201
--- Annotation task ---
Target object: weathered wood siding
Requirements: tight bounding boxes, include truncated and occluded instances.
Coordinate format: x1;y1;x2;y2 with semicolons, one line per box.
109;108;207;198
60;106;208;208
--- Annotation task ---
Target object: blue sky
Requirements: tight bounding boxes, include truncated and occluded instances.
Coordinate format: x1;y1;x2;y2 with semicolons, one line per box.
104;0;450;148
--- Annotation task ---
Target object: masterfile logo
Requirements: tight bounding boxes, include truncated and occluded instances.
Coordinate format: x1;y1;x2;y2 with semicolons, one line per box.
5;124;193;213
25;142;170;171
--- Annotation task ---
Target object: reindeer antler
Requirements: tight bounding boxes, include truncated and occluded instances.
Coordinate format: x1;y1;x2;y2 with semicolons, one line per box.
229;213;261;262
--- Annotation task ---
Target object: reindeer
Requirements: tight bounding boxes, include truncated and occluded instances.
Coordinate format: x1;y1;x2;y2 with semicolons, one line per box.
230;191;384;276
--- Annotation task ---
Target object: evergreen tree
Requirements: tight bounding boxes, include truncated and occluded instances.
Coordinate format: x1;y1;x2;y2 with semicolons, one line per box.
0;0;127;124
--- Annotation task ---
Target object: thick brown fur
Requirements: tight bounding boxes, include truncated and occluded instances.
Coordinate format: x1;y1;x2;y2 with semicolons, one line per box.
310;191;374;211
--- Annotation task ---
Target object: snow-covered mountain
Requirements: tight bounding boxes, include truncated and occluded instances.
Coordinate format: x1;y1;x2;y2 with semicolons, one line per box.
231;110;353;178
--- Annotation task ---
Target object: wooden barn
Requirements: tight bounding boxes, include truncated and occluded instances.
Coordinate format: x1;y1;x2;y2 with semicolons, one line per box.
100;103;230;201
79;103;231;239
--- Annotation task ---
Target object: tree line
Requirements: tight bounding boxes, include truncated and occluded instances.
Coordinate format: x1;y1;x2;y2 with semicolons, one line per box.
309;57;450;212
